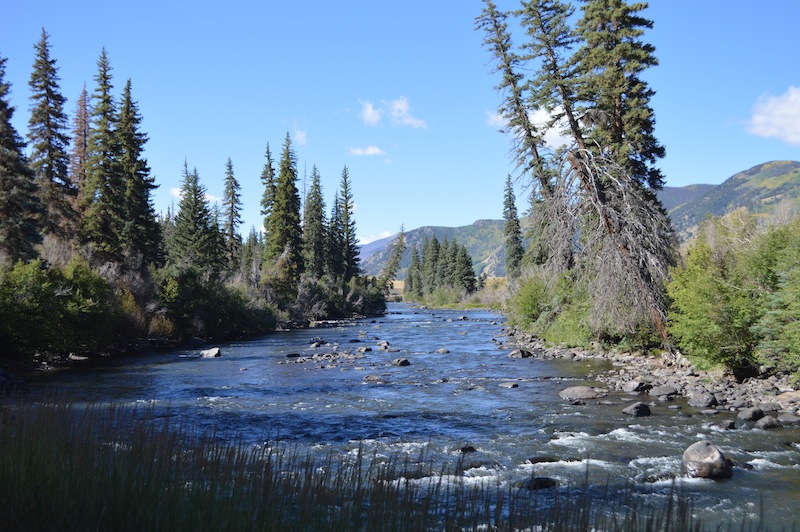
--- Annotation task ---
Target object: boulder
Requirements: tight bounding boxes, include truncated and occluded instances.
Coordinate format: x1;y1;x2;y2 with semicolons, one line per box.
623;380;651;393
525;455;560;464
392;358;411;367
754;416;781;430
499;382;519;389
682;441;732;480
623;402;651;417
508;349;534;359
200;347;221;358
688;392;718;408
649;385;678;398
559;386;605;401
522;476;558;491
716;420;736;430
777;413;800;425
737;407;764;422
436;348;450;354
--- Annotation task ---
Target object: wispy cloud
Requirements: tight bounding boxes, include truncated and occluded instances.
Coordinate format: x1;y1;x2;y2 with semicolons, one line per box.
359;100;383;126
747;86;800;146
294;129;308;145
170;187;220;204
389;96;426;128
486;110;507;129
360;231;393;245
350;145;386;156
170;187;182;199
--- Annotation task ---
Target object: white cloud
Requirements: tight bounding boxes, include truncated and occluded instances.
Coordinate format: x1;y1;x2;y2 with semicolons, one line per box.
170;187;182;199
389;96;426;128
747;86;800;146
359;100;383;126
486;110;508;129
294;129;308;145
205;193;221;204
360;231;393;245
528;108;572;149
350;145;386;156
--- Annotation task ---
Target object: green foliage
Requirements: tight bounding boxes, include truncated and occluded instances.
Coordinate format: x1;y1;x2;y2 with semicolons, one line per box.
221;158;242;271
170;163;221;274
301;165;326;279
264;133;302;286
667;212;800;374
503;175;524;279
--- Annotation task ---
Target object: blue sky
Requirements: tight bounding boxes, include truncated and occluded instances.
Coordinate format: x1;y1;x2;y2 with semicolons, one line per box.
2;1;799;244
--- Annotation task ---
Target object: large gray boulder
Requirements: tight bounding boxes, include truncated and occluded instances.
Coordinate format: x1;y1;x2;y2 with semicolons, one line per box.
737;407;764;422
508;349;534;359
688;392;718;408
682;441;732;480
559;386;605;401
754;415;781;430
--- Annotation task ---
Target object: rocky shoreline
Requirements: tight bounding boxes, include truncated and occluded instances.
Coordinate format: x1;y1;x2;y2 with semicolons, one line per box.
506;328;800;427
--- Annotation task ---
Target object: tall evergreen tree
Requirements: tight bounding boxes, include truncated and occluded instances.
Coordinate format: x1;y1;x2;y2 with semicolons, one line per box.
575;0;665;190
27;28;74;237
503;175;524;279
405;245;422;298
68;84;89;204
325;191;345;280
302;165;326;279
338;165;361;281
259;143;276;234
118;79;160;266
379;226;406;293
171;162;218;272
80;48;125;259
421;236;439;293
221;157;242;270
0;55;42;262
265;133;303;285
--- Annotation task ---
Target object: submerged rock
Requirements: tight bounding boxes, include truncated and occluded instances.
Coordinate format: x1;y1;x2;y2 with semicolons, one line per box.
508;349;534;359
392;358;411;367
737;407;765;422
522;476;558;491
682;440;732;480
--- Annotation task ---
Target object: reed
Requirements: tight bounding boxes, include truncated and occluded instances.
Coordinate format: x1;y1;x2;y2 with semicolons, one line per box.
0;399;757;531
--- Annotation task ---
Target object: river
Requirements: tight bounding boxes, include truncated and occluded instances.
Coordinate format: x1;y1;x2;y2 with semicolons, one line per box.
24;303;800;528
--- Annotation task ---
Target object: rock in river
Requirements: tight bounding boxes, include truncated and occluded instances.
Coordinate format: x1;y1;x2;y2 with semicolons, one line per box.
682;440;732;480
200;347;221;358
559;386;605;401
392;358;411;367
623;402;651;417
508;349;534;359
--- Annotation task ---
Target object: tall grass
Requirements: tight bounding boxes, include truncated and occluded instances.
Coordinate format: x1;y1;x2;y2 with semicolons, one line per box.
0;399;754;531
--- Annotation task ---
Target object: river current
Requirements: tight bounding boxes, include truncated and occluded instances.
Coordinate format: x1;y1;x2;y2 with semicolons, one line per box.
25;303;800;528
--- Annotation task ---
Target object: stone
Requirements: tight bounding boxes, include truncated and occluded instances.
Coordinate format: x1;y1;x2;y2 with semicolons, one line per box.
364;374;384;382
689;392;718;408
436;348;450;354
285;353;301;358
623;402;651;417
623;380;651;393
559;386;605;401
392;358;411;367
522;477;558;491
649;385;678;398
458;445;477;454
200;347;221;358
716;420;736;430
754;415;781;430
682;441;732;480
357;346;372;353
508;349;534;359
777;413;800;425
499;382;519;389
525;455;560;464
737;407;764;422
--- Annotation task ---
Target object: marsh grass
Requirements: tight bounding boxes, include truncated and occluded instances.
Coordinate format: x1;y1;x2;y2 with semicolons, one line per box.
0;399;754;531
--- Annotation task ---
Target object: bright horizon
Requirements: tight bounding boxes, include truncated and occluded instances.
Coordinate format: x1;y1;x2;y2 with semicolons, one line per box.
3;1;800;245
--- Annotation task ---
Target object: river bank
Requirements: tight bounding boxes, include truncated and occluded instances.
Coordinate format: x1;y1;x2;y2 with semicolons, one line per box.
506;328;800;426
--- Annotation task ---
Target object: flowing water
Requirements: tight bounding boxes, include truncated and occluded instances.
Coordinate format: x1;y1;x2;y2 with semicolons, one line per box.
24;303;800;528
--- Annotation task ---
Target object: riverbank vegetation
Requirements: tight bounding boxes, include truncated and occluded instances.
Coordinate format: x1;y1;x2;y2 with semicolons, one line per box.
0;399;738;531
0;32;384;365
403;234;481;307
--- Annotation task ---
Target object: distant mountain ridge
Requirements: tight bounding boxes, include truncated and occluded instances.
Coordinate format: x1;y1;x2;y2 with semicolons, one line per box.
360;161;800;278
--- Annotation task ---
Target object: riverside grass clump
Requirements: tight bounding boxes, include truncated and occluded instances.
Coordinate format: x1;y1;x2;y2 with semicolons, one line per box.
0;399;751;531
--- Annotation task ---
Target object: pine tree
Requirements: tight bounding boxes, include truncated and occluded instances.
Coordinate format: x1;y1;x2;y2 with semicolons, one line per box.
325;191;345;280
0;55;42;262
421;236;439;294
80;48;125;259
575;0;665;190
118;79;160;266
221;157;242;270
68;84;89;204
503;175;524;279
259;142;276;234
456;244;476;293
338;165;361;281
302;165;326;279
171;162;218;272
27;28;74;237
405;245;422;297
264;133;303;285
241;226;263;285
379;226;406;293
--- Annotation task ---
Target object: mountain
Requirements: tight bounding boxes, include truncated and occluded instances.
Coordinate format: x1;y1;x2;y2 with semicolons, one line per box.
360;220;505;279
361;161;800;278
661;160;800;239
